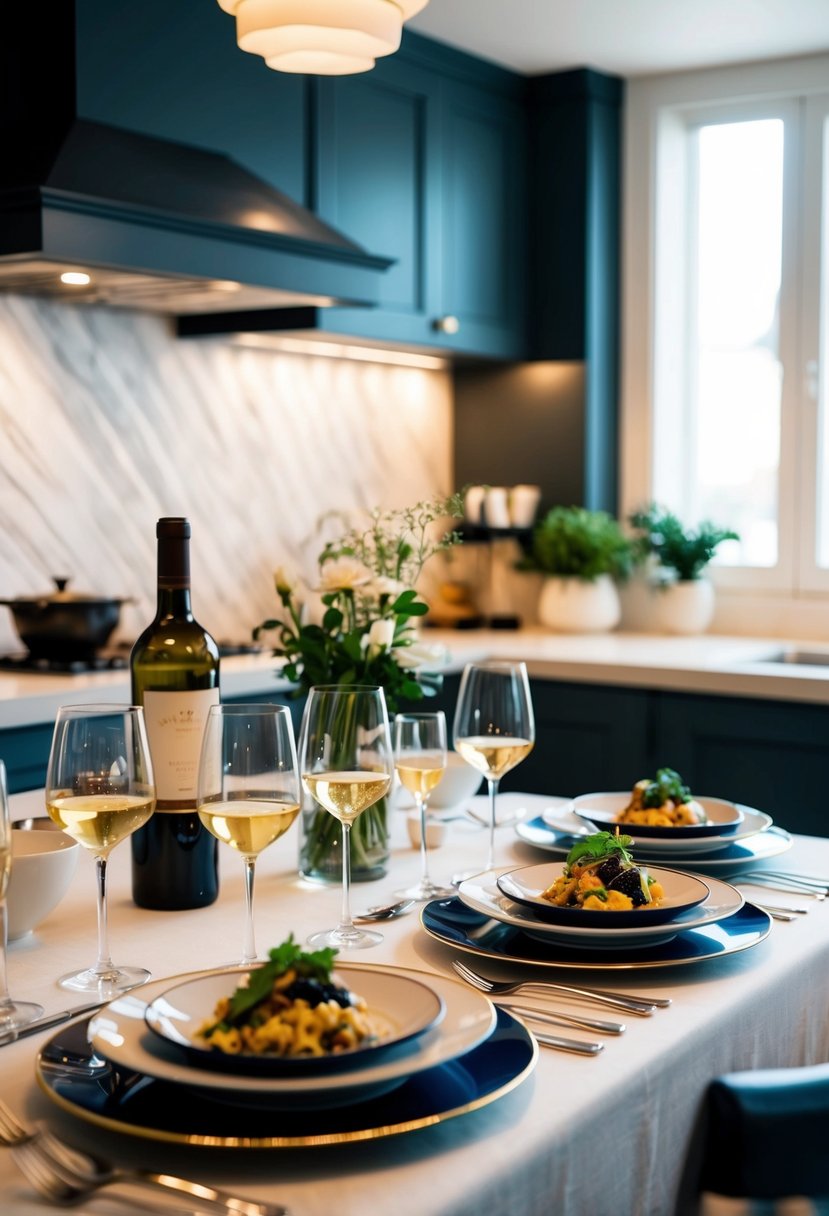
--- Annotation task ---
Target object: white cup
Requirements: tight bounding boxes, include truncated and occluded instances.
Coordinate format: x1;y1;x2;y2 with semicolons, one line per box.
510;484;541;528
464;485;486;525
483;486;510;529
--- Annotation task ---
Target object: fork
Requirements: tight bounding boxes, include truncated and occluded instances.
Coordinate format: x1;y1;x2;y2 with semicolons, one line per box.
723;872;828;898
452;959;671;1013
0;1100;288;1215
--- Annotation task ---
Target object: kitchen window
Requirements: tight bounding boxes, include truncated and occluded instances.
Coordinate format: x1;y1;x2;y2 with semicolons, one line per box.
622;55;829;631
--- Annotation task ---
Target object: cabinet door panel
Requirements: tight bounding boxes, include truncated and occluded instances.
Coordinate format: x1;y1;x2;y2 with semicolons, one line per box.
653;692;829;835
440;87;526;356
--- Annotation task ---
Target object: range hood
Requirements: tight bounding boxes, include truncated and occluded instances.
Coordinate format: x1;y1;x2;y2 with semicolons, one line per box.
0;7;391;316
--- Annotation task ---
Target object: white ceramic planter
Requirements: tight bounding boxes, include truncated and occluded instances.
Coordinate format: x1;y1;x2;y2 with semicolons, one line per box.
537;574;621;633
653;577;715;635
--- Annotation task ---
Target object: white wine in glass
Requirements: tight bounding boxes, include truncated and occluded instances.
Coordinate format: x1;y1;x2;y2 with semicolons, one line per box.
45;704;156;996
0;758;44;1032
394;711;453;900
453;661;535;880
299;686;393;950
197;703;300;965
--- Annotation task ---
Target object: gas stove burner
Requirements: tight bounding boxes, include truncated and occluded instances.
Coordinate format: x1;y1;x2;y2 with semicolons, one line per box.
0;652;129;674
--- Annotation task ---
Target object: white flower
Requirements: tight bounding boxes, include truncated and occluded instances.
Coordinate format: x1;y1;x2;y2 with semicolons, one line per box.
364;576;407;602
395;640;449;671
318;556;372;592
365;617;395;656
273;564;299;598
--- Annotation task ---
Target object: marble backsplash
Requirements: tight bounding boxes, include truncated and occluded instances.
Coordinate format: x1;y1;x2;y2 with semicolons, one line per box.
0;296;453;652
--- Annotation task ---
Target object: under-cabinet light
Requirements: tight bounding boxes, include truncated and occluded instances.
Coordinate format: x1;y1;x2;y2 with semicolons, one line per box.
231;333;447;370
60;271;91;286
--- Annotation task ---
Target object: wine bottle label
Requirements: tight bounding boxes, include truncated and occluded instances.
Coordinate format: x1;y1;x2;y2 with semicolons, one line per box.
142;689;220;806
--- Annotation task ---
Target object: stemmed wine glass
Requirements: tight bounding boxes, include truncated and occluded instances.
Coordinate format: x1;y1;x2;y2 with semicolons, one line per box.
0;759;44;1033
393;711;454;900
45;704;156;996
299;685;393;950
197;703;300;965
453;661;535;880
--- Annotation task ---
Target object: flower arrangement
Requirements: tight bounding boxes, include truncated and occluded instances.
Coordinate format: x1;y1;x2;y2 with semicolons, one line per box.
255;492;464;881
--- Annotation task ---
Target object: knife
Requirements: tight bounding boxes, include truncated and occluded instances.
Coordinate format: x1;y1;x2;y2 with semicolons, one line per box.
0;1001;105;1047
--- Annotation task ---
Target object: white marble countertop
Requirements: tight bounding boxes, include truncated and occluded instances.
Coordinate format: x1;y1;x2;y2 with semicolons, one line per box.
1;630;828;731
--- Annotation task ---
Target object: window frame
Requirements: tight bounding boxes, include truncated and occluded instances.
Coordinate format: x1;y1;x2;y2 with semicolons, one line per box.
622;54;829;632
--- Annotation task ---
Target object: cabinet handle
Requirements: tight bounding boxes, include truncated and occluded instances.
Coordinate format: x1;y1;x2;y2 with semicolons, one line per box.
433;315;460;335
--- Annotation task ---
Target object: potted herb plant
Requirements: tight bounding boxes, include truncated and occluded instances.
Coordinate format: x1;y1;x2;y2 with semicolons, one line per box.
521;506;632;632
627;503;739;634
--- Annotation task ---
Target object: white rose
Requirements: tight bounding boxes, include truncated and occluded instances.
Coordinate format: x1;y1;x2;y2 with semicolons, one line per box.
364;576;407;602
395;640;449;671
318;556;372;592
273;564;298;598
366;617;395;656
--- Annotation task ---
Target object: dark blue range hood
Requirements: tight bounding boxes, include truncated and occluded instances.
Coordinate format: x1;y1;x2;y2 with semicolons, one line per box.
0;6;391;316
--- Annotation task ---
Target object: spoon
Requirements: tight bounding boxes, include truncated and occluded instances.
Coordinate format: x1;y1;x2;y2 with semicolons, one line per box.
352;899;415;923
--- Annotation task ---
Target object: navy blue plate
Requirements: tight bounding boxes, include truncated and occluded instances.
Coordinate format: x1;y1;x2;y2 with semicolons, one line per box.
421;896;771;970
516;815;792;873
35;1009;537;1148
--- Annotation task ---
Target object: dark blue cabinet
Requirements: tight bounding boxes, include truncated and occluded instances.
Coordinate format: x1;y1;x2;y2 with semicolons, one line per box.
303;37;528;358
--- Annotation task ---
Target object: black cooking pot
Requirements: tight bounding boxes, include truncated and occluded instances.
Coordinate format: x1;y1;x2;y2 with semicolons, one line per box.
0;578;131;660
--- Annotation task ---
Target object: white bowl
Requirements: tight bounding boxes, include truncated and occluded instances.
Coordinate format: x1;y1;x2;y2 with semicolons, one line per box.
8;828;79;940
427;752;484;810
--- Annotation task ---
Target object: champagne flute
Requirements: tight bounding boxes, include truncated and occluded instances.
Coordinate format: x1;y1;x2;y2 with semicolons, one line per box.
45;704;156;996
393;711;454;900
0;759;44;1032
299;685;393;950
453;661;535;880
197;703;300;965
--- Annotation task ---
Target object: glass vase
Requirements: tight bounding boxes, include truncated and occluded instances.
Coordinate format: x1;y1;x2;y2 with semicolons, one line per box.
297;792;389;883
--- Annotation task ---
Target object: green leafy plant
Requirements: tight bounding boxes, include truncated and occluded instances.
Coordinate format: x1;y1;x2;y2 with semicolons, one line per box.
628;503;739;582
521;506;632;581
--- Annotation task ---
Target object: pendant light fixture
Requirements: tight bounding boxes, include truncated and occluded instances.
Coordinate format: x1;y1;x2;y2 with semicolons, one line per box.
216;1;430;76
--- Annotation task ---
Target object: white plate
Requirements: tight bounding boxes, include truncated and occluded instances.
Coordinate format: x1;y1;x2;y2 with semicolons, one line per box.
497;861;710;926
145;968;445;1075
572;791;743;839
457;871;744;950
90;963;496;1110
542;802;774;856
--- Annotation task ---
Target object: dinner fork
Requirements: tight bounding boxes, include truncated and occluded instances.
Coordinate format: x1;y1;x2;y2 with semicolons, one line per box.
452;959;671;1013
0;1100;288;1216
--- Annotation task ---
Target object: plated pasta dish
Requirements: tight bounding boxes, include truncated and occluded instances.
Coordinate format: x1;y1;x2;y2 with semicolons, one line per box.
197;937;382;1058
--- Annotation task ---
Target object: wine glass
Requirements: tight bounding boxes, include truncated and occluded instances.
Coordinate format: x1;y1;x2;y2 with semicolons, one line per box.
0;759;44;1033
299;685;393;950
453;661;535;880
197;703;300;965
393;711;454;900
45;704;156;996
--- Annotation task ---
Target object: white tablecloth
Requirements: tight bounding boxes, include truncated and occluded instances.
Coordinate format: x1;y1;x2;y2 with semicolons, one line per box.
2;790;829;1216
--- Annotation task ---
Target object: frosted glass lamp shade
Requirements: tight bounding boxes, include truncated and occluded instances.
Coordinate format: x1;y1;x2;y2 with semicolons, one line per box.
217;0;429;75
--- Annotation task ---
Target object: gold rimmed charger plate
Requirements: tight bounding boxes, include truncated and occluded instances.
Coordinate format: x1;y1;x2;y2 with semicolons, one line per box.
34;963;537;1148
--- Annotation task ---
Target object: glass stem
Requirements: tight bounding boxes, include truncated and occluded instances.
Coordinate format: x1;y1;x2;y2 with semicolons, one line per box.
93;855;115;978
0;901;12;1014
339;822;354;931
417;794;430;884
485;777;500;872
241;856;257;965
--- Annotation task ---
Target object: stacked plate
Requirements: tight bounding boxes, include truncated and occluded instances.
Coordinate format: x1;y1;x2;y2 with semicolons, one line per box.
35;961;538;1147
455;857;744;953
515;790;792;874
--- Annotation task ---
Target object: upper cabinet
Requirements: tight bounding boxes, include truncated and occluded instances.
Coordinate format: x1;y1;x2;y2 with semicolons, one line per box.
304;36;528;359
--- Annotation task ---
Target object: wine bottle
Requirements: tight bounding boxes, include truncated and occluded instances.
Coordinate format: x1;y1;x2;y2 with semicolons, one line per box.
130;517;220;909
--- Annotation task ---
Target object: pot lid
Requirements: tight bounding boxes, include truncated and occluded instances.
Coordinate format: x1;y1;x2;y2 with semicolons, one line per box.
1;578;128;606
